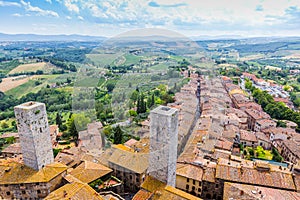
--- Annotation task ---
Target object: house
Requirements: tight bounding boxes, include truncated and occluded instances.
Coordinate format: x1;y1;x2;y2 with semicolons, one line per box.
45;174;105;200
176;163;204;198
133;176;202;200
108;145;149;192
281;140;300;166
254;119;276;132
240;130;258;148
0;132;19;143
245;109;270;131
0;143;22;158
223;182;300;200
215;158;297;198
69;160;113;184
0;161;67;199
236;102;262;111
49;125;59;144
255;132;272;150
214;139;233;152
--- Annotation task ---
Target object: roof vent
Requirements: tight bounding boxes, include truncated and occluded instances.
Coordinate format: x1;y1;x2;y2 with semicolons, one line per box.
4;167;11;172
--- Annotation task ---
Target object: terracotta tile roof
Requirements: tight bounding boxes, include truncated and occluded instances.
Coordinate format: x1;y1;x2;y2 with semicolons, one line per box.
1;143;22;154
223;182;300;200
256;119;276;126
216;158;296;190
245;109;270;120
240;130;258;142
138;176;202;200
69;161;113;183
176;163;203;182
124;138;138;147
0;132;19;139
262;127;296;136
214;139;233;151
0;161;67;184
45;179;104;200
160;185;202;200
283;140;300;158
132;189;153;200
237;102;262;111
108;148;149;174
222;130;237;141
255;132;270;143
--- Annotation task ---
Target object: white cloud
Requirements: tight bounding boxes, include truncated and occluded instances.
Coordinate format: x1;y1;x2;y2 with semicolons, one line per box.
20;0;59;17
12;13;22;17
45;0;52;4
66;16;72;20
0;1;21;7
78;16;84;20
52;0;300;36
64;0;79;13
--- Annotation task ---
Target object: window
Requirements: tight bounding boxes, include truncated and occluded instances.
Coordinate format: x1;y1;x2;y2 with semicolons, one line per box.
6;191;10;196
198;188;201;192
192;186;195;191
186;185;189;190
22;191;26;194
199;181;202;186
216;184;219;188
187;178;189;182
37;190;41;194
193;180;195;185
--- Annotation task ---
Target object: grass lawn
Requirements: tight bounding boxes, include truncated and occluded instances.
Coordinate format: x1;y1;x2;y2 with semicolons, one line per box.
244;146;273;160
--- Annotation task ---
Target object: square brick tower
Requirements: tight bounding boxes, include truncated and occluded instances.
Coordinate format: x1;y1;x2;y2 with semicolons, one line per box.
148;106;178;187
14;102;54;170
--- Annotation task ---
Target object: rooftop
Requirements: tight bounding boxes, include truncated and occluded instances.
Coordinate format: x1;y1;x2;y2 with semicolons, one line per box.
176;163;203;182
240;130;258;142
108;148;149;174
0;161;67;184
216;158;296;190
223;182;300;200
1;143;22;154
69;161;113;184
45;178;104;200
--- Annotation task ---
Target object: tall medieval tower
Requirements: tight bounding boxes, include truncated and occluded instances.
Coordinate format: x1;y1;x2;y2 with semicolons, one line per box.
14;102;54;170
148;105;178;187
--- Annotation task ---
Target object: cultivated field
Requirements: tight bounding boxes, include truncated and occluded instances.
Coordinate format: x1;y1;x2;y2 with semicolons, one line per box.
8;62;47;74
0;75;30;92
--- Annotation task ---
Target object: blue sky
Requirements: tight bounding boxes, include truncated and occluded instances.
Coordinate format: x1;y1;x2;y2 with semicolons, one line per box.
0;0;300;37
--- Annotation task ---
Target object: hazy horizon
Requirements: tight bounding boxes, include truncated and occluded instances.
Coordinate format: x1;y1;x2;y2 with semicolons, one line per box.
1;0;300;38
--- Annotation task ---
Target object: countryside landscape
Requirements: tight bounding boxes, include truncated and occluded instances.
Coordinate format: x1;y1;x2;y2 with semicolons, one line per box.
1;0;300;199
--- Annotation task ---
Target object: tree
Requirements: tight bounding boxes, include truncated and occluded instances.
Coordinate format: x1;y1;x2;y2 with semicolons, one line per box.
1;121;9;129
67;113;91;140
130;90;139;103
113;125;123;144
56;112;62;129
106;83;115;93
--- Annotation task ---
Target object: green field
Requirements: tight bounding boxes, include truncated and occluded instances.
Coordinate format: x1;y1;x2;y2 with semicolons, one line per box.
149;63;168;71
124;54;141;65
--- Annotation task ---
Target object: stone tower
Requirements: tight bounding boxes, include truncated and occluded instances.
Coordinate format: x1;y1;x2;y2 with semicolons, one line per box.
14;102;54;170
148;105;178;187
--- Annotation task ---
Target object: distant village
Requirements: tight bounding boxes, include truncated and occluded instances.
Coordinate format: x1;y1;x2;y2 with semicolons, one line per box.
0;68;300;200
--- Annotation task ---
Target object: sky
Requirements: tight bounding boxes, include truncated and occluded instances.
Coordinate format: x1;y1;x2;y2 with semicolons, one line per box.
0;0;300;37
